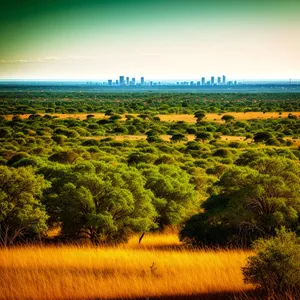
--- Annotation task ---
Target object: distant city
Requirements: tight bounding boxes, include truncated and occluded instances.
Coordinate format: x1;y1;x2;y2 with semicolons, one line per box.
80;75;298;87
102;75;232;87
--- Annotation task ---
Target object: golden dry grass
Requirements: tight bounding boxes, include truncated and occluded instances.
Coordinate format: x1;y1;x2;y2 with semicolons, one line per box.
158;112;300;123
4;111;300;122
0;233;254;300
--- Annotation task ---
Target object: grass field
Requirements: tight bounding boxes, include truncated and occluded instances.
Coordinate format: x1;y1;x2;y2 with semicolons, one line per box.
0;233;254;300
5;111;300;122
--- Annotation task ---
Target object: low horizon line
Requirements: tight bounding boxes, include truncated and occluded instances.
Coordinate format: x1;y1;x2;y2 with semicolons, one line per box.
0;78;299;82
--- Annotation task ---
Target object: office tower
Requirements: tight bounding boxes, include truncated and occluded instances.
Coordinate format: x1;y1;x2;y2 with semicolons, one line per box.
116;80;119;86
234;80;237;85
222;75;226;85
119;76;125;85
207;80;211;85
126;77;129;86
211;76;215;85
201;77;205;85
108;80;112;86
141;77;145;85
131;78;136;85
217;77;221;84
150;81;153;86
196;81;200;86
190;81;194;86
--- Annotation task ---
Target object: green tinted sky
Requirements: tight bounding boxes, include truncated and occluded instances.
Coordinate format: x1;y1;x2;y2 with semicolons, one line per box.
1;0;299;80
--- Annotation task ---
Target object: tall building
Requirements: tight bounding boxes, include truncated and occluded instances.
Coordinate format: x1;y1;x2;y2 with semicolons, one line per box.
141;77;145;85
222;75;226;85
190;81;194;86
217;77;221;84
119;76;125;86
126;76;129;86
116;80;119;86
131;78;136;86
201;77;205;85
108;80;112;86
211;76;215;85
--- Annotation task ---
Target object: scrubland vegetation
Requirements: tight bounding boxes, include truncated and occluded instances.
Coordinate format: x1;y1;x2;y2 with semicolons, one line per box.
0;92;300;299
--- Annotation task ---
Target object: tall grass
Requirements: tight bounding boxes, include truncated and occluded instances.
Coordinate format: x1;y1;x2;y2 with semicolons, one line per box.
0;233;253;299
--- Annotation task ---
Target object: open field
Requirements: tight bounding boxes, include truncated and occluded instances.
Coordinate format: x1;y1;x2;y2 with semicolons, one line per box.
4;111;300;122
0;233;254;300
158;112;300;123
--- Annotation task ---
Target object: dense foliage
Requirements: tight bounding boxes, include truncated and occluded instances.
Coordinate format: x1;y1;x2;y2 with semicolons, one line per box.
242;229;300;295
0;92;300;115
0;93;299;246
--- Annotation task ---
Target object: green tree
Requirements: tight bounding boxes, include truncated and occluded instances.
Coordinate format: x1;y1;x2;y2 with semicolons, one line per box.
180;157;300;247
170;133;187;142
195;132;212;142
42;163;157;244
221;115;235;123
141;164;198;229
0;166;48;246
194;111;206;124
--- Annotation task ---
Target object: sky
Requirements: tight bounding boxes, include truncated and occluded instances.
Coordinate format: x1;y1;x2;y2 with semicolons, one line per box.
0;0;300;80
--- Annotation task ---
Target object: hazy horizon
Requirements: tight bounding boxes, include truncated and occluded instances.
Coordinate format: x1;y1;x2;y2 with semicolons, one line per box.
1;0;299;80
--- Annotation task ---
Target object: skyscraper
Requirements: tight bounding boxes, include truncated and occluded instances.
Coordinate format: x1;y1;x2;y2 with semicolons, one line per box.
222;75;226;85
141;77;145;85
119;76;125;86
201;77;205;85
217;77;221;84
211;76;215;85
126;77;129;86
108;80;112;86
131;78;136;86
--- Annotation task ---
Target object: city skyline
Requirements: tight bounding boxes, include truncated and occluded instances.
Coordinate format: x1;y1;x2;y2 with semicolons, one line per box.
1;0;299;80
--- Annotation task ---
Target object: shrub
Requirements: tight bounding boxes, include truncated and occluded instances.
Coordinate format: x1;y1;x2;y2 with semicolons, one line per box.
49;150;79;164
242;229;300;296
213;148;232;158
170;133;187;142
82;139;99;146
52;134;68;145
7;152;30;166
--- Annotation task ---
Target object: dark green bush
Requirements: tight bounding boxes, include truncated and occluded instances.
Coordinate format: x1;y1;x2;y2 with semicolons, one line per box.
243;229;300;296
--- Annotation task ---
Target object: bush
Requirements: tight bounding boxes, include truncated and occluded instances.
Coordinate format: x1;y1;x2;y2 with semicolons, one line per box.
52;134;68;145
213;148;232;158
242;229;300;296
49;150;79;164
7;152;30;166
